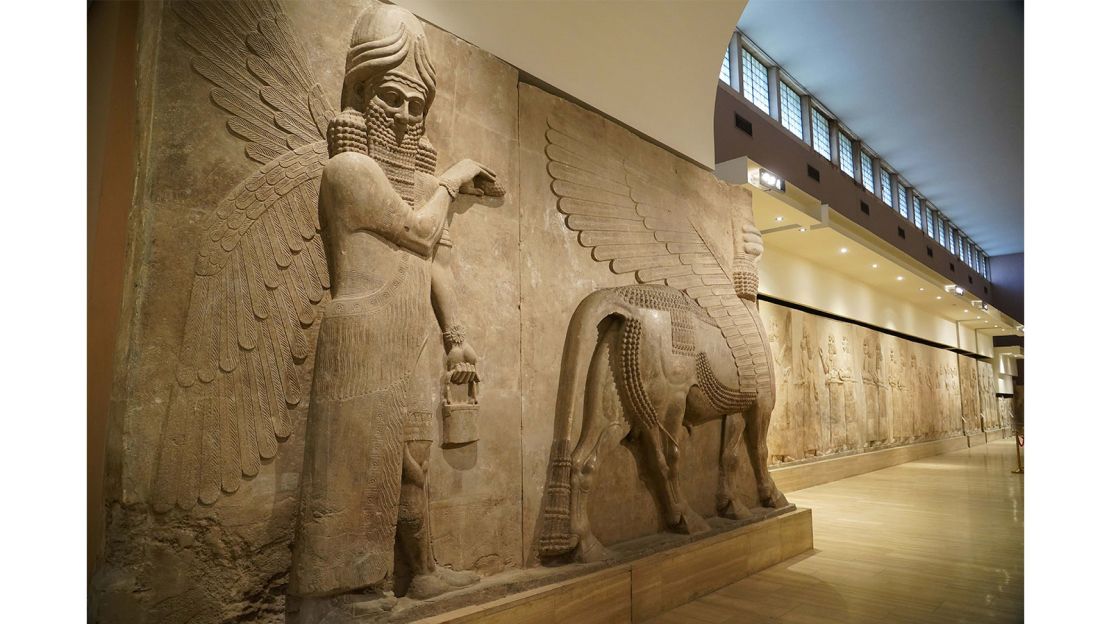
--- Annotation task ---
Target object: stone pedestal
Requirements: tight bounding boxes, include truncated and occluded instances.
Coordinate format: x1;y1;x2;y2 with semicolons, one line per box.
412;509;814;624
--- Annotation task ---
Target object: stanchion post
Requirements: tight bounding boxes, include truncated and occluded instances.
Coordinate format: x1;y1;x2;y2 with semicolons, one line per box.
1011;432;1023;474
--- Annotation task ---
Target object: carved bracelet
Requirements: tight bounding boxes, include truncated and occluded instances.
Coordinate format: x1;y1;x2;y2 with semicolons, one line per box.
444;324;467;347
439;179;460;199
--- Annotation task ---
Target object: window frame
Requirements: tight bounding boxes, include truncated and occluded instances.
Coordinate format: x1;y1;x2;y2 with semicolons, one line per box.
879;168;892;205
860;150;875;194
778;80;804;140
812;107;832;161
740;46;771;115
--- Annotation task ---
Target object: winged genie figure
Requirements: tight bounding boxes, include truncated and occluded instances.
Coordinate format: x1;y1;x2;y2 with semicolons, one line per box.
536;116;793;563
151;1;502;617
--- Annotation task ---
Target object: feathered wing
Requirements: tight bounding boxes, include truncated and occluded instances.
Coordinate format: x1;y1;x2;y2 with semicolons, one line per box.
153;0;338;511
545;115;771;397
174;0;336;162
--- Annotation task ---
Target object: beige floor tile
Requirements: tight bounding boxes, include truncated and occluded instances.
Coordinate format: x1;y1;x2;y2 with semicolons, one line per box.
644;440;1023;624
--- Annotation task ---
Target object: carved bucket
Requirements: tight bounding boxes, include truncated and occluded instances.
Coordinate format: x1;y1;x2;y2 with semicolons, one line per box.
442;378;479;447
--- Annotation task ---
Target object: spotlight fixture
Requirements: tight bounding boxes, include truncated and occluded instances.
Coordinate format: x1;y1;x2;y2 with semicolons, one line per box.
944;284;965;296
775;216;784;222
751;168;786;192
798;227;807;233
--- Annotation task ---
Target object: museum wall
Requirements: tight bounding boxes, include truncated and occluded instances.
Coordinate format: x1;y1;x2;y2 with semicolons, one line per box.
393;0;748;167
91;2;1008;622
758;247;963;349
759;301;1003;466
92;3;762;621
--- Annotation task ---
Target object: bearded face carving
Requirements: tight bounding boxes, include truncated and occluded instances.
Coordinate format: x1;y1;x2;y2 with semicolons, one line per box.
334;5;440;205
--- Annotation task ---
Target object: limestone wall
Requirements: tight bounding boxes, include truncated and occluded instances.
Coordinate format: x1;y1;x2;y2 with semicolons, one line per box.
93;2;759;621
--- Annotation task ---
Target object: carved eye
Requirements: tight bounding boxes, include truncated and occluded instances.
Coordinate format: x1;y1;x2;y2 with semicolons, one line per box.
381;89;403;108
409;99;425;117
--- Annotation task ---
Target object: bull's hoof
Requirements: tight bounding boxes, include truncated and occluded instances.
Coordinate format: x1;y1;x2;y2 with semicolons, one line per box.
763;487;790;509
672;508;711;535
575;533;615;563
717;498;754;521
407;566;479;600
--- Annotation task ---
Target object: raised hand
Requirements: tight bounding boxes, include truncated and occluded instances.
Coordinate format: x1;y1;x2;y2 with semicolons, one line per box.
441;158;505;198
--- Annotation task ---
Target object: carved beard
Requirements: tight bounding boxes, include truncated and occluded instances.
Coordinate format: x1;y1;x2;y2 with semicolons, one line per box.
364;99;424;207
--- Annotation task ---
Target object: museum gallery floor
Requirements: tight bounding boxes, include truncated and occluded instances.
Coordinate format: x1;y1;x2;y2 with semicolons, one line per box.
89;2;1015;623
647;440;1023;624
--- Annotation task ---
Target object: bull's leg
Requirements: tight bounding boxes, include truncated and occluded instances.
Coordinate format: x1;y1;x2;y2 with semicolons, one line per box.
717;413;754;521
636;402;710;535
744;392;790;509
567;326;628;563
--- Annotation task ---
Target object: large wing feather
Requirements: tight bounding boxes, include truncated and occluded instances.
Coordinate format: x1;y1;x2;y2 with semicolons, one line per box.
174;0;337;163
154;141;330;511
155;0;340;511
545;115;772;397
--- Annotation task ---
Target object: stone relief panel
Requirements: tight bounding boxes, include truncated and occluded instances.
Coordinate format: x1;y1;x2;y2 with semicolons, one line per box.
517;83;782;560
525;113;790;563
977;360;1002;430
958;354;984;435
998;396;1015;434
94;2;521;622
762;303;970;466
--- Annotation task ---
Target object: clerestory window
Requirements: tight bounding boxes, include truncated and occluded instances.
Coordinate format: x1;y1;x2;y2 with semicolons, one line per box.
741;48;770;114
779;82;804;139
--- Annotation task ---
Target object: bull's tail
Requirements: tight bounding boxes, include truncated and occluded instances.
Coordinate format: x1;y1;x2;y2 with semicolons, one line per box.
538;290;625;558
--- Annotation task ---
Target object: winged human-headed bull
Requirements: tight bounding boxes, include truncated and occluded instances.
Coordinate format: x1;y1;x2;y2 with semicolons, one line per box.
536;117;792;563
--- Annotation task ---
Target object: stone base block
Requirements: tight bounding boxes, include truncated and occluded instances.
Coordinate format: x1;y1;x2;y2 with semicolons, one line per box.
984;428;1009;443
771;436;971;493
414;508;813;624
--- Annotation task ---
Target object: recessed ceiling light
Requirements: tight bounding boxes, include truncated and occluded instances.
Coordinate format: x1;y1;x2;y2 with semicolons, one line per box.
936;296;942;300
871;263;879;269
798;227;807;233
896;276;904;281
963;309;969;313
775;216;784;222
918;287;925;291
840;247;849;254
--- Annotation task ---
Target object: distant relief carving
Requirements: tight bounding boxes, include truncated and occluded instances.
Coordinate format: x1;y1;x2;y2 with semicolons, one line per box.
152;0;503;615
762;304;980;465
536;116;791;563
